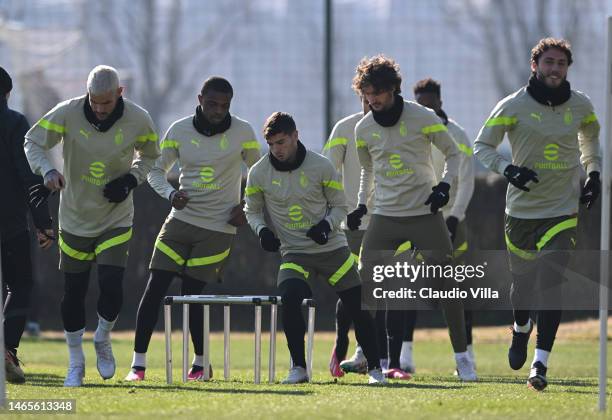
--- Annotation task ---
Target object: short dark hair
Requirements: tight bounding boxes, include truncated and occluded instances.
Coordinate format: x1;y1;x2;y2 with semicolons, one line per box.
263;112;296;140
0;66;13;95
531;37;573;66
413;78;441;97
352;55;402;94
201;76;233;96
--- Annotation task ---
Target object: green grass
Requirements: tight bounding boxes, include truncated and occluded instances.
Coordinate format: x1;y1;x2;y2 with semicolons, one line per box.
4;327;612;419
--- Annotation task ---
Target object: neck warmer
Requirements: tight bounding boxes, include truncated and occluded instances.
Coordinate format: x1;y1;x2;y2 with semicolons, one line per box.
192;105;232;137
435;108;449;125
371;94;404;127
83;95;124;132
269;140;306;171
526;74;571;106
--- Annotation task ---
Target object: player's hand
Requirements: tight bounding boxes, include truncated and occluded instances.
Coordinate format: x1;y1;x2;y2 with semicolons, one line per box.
503;164;539;192
424;182;450;214
36;228;55;250
445;215;459;244
228;200;247;227
259;227;280;252
170;190;190;210
103;173;138;203
580;171;600;210
346;204;367;231
43;169;65;192
306;220;331;245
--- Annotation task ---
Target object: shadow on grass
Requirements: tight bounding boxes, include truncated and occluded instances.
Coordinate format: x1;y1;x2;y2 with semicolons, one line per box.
24;374;313;396
473;376;598;388
329;381;464;390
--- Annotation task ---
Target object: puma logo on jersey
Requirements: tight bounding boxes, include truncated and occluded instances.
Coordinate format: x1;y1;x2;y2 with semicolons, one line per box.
530;113;542;122
80;129;91;139
372;132;381;140
191;139;200;147
272;180;281;187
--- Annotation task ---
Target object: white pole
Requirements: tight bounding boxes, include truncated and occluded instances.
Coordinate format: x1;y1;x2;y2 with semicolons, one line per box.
598;15;612;413
0;241;6;407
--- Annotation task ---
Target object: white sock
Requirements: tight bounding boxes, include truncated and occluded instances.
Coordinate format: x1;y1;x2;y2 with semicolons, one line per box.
65;328;85;367
399;341;413;366
454;351;469;362
513;319;532;333
380;358;389;370
467;344;475;361
533;348;550;367
132;352;146;369
94;313;116;342
193;354;204;367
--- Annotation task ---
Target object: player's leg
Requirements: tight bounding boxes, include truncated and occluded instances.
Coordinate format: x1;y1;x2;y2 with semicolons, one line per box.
93;227;132;381
278;263;312;384
58;230;95;387
2;231;33;384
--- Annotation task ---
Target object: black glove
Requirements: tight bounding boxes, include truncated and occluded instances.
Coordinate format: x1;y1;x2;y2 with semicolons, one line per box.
445;215;459;244
580;171;600;209
424;182;450;214
103;173;138;203
28;183;51;209
259;227;281;252
30;206;53;231
306;220;331;245
503;165;539;192
346;204;367;231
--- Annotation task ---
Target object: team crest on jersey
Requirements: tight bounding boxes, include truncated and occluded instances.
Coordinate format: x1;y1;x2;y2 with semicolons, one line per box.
399;121;408;137
114;128;124;145
220;134;229;150
300;171;308;188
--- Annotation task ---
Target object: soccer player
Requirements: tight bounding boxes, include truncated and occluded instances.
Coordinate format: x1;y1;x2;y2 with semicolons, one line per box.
399;78;476;374
245;112;385;384
24;65;160;386
0;66;54;384
344;55;476;381
474;38;600;391
321;95;373;378
125;77;261;381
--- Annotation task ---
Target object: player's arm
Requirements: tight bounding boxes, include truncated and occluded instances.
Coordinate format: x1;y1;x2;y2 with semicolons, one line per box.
321;160;349;230
131;114;161;184
473;102;516;174
448;128;475;221
241;125;262;168
577;103;601;209
321;124;348;172
24;103;66;190
428;119;460;186
147;128;183;204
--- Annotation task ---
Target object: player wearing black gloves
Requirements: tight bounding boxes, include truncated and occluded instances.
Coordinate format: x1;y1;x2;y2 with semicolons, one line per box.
474;38;601;391
245;112;385;385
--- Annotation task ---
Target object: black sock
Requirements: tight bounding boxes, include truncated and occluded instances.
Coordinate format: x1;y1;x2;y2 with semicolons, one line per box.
97;265;124;322
403;310;417;342
385;310;405;369
337;286;380;370
279;279;312;369
334;298;352;360
181;275;206;355
61;270;90;332
134;270;175;353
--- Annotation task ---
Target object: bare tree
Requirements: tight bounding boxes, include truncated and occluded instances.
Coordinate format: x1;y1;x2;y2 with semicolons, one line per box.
80;0;249;123
442;0;604;97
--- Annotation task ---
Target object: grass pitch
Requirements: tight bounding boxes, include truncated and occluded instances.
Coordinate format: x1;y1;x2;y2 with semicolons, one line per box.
4;319;612;419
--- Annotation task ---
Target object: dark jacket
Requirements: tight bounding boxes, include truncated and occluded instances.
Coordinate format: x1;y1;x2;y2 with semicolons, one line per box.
0;98;51;240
